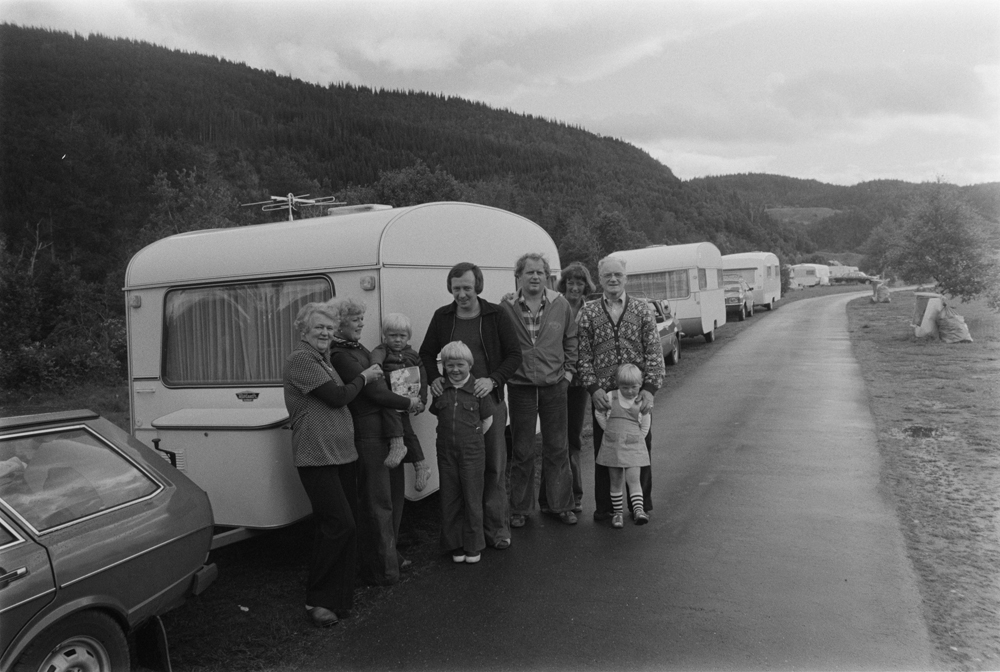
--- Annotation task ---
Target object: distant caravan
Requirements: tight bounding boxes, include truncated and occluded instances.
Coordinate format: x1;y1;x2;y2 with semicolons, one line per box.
722;251;782;310
610;242;727;342
789;263;830;289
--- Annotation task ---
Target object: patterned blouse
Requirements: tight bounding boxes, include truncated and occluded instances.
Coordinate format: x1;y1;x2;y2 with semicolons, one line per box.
283;340;360;467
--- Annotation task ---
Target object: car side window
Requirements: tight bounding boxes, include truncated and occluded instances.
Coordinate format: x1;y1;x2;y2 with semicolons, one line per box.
0;518;18;548
0;427;161;532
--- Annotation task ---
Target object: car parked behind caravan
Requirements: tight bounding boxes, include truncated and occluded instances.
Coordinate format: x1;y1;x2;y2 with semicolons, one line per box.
123;202;560;540
721;251;781;310
610;243;727;342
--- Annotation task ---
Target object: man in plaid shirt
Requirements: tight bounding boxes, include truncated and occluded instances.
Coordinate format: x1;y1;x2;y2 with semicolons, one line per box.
578;255;665;520
501;252;580;528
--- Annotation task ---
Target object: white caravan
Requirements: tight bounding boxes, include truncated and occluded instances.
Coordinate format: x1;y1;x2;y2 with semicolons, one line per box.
610;243;727;342
722;251;782;310
789;263;830;288
124;202;560;538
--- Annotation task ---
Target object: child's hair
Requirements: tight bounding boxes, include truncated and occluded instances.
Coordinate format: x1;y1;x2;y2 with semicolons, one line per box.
617;363;643;386
381;313;412;337
440;340;474;364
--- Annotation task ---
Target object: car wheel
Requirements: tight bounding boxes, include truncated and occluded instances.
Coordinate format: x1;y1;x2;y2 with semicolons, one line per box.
14;611;129;672
666;337;680;365
704;330;715;343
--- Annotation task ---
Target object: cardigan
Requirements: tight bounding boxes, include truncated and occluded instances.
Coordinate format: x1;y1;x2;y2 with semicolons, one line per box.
577;293;665;395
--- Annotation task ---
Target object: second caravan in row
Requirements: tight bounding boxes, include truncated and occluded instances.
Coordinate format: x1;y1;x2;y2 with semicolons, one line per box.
610;242;727;342
721;251;782;310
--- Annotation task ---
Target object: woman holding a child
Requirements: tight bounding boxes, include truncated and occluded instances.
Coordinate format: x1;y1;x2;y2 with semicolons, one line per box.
282;302;383;627
327;298;421;586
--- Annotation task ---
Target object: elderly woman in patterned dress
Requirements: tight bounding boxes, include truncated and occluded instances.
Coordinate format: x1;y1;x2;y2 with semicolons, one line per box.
283;302;383;628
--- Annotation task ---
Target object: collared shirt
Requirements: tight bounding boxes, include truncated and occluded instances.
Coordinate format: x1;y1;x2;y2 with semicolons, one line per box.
518;290;547;344
603;291;627;323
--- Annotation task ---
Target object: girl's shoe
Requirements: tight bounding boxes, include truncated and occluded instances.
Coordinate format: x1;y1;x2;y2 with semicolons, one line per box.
634;510;649;525
464;552;481;564
452;551;466;563
611;513;624;529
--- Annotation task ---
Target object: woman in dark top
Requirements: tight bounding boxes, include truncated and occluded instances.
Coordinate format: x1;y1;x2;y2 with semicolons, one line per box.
328;297;419;586
283;302;383;627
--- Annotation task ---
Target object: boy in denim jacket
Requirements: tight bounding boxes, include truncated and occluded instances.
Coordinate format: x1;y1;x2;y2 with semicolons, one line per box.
430;341;495;564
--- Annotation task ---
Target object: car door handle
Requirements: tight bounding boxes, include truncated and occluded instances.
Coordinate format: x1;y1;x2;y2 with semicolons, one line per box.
0;566;28;587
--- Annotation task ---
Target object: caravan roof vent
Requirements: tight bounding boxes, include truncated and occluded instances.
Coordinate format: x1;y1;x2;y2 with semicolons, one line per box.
327;204;393;216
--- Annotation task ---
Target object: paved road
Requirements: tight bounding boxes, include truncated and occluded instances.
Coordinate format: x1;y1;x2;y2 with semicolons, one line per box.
313;292;933;671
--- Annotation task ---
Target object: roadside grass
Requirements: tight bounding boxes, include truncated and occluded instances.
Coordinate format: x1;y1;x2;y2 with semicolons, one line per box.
847;290;1000;671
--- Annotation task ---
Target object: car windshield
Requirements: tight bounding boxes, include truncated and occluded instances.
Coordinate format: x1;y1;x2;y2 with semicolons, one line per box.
0;427;161;532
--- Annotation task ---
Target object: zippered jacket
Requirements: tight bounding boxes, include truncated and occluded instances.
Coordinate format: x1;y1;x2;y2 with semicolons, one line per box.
500;288;578;387
418;297;522;403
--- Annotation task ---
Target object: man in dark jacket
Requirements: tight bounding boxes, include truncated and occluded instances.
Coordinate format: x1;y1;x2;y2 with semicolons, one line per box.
419;262;523;550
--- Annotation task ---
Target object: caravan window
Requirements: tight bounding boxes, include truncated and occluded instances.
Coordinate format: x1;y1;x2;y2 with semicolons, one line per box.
629;270;690;299
698;268;708;291
162;277;333;386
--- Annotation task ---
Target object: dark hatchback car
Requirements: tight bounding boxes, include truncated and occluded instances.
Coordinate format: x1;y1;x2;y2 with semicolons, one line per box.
648;298;682;365
0;410;216;672
724;276;754;321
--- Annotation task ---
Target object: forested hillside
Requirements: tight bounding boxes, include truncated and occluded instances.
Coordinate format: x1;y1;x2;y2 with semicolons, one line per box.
691;174;1000;251
1;23;995;391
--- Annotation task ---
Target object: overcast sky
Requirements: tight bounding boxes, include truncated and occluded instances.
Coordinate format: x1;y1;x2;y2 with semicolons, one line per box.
3;0;999;186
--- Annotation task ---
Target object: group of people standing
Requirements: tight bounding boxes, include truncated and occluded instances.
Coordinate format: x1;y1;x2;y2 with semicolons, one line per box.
282;253;665;627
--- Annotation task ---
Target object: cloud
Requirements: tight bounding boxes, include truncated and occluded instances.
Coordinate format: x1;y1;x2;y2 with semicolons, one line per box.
769;59;999;124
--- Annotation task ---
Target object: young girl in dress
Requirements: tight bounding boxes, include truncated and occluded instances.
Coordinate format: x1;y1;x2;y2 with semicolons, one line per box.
594;363;652;528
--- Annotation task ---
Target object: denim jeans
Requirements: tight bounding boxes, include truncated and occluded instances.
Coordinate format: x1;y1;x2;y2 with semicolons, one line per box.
508;380;575;515
436;431;486;554
483;400;510;546
540;384;587;509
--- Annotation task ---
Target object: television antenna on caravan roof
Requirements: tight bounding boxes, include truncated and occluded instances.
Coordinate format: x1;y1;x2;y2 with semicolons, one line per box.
241;193;346;221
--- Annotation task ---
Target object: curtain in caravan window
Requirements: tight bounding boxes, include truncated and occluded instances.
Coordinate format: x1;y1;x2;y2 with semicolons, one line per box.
628;272;668;298
163;278;332;386
698;268;708;290
629;270;691;299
